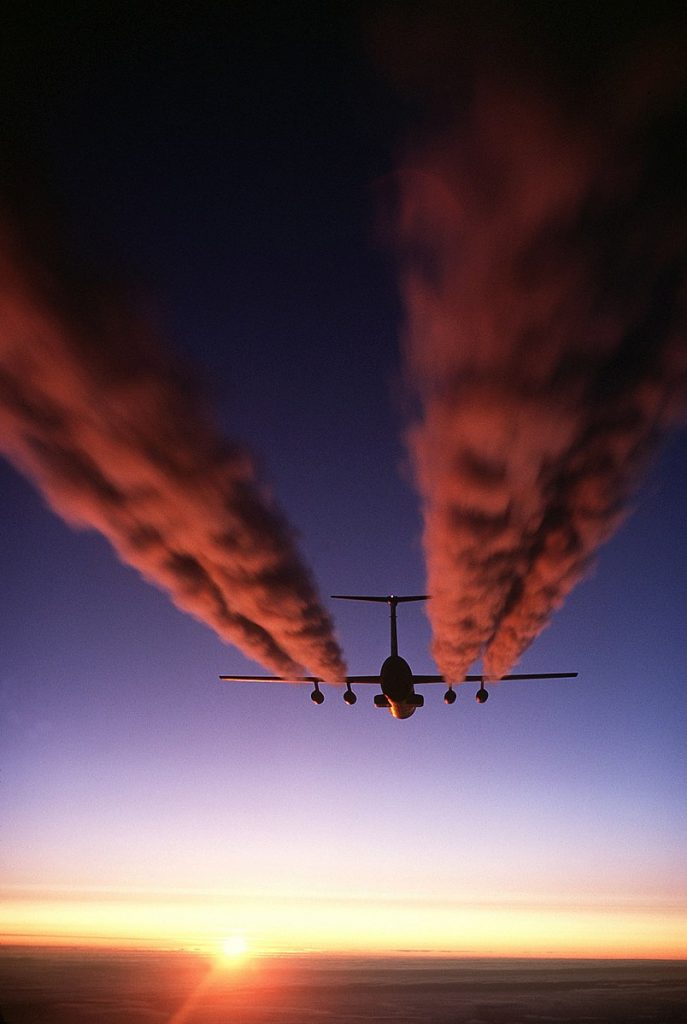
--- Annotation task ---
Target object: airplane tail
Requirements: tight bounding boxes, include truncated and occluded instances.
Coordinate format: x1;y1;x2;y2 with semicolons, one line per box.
331;594;429;604
331;595;428;658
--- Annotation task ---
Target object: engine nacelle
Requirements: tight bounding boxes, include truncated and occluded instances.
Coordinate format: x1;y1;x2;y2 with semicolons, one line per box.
444;688;457;705
343;688;357;705
311;687;325;705
475;686;489;704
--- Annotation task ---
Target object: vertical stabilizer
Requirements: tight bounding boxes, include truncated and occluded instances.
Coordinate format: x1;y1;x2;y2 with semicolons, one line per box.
331;594;429;656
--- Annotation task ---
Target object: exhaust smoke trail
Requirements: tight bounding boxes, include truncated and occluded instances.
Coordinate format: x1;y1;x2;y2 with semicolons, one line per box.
0;212;346;681
393;11;687;680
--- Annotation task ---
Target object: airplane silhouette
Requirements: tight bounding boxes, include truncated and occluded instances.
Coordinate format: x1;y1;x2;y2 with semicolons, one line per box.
219;594;577;720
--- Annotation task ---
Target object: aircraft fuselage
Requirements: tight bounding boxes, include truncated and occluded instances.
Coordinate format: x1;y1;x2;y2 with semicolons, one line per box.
378;654;423;718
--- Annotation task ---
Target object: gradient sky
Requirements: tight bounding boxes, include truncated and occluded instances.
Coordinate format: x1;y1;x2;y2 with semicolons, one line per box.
1;5;686;957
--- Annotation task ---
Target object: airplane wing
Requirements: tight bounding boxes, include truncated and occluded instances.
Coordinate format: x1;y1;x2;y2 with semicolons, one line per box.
218;674;381;684
219;672;578;684
412;672;578;684
218;674;323;683
344;676;385;684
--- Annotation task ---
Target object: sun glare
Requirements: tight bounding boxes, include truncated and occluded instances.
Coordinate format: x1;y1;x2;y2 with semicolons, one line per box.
219;934;248;963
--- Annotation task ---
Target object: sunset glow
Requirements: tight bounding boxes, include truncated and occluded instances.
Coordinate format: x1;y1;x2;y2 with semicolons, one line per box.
220;934;248;962
2;889;686;959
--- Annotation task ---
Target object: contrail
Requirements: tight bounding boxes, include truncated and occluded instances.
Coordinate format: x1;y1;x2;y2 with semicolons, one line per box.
0;208;346;681
392;10;687;680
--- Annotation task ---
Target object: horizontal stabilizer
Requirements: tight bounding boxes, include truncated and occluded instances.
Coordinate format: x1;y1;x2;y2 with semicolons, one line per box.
331;594;429;603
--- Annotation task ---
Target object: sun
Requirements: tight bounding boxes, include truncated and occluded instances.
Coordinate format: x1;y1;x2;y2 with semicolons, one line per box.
219;934;248;964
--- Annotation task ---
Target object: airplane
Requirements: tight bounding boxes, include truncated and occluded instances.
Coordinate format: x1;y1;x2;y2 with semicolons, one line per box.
219;594;578;720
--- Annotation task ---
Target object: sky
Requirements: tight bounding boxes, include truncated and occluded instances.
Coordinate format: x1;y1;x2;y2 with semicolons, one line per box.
1;4;686;958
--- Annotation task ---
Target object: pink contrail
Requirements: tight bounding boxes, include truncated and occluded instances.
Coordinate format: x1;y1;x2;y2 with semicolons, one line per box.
394;27;687;680
0;217;345;681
